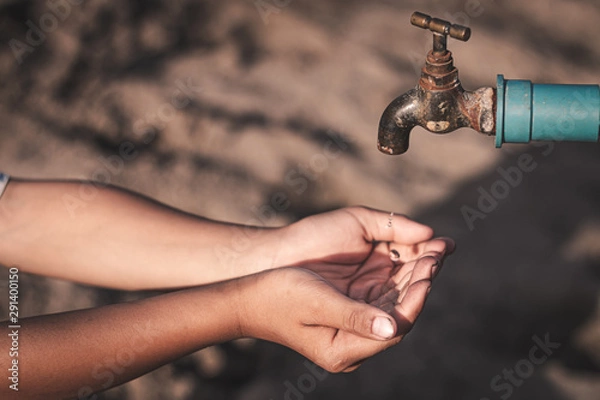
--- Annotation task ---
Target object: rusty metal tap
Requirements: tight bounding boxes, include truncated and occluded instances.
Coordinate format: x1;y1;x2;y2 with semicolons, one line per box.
378;12;495;155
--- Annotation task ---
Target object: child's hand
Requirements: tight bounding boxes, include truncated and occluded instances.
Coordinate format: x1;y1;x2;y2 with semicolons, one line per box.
275;206;455;301
237;256;440;373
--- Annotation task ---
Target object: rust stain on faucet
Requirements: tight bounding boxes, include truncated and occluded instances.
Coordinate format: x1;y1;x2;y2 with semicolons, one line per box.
378;12;496;155
459;87;496;134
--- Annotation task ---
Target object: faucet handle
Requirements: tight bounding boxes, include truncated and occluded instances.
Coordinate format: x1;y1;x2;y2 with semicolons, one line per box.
410;12;471;41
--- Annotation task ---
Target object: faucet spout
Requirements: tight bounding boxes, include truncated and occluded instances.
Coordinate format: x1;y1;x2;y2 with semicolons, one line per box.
378;89;420;155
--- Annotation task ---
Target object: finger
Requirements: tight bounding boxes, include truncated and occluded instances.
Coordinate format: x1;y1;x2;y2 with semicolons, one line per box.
317;280;431;371
370;286;400;314
421;237;455;255
395;237;456;262
381;254;423;296
311;285;399;341
388;249;442;289
388;247;442;267
393;279;431;335
387;260;414;291
321;328;403;372
347;207;434;244
417;238;456;275
395;256;436;304
390;214;434;244
407;256;437;286
439;237;456;255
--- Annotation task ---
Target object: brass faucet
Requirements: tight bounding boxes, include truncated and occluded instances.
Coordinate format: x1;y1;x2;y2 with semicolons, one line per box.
378;12;495;155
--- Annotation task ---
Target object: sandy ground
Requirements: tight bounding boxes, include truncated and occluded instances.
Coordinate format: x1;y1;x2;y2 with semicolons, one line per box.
0;0;599;399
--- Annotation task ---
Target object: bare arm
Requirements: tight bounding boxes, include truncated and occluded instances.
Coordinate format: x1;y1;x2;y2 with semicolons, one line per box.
1;277;241;399
0;264;438;399
0;179;280;290
0;180;451;293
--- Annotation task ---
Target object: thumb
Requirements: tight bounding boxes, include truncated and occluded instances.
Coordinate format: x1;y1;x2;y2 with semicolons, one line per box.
315;289;397;341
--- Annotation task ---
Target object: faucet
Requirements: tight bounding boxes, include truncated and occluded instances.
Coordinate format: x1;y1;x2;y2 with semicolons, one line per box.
378;12;600;155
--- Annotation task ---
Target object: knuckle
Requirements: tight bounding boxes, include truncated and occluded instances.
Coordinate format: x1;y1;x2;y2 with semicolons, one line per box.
342;309;361;333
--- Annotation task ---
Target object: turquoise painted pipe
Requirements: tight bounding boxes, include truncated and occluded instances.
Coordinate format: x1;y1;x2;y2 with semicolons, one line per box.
495;75;600;148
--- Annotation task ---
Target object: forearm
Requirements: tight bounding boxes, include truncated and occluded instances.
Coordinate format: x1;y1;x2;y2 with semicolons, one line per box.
0;179;281;290
0;279;242;399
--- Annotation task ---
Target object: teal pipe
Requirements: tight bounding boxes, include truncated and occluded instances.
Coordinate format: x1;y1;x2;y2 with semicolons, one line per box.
495;75;600;148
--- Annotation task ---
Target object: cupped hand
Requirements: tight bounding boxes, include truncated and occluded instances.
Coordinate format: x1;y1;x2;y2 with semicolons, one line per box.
237;261;439;373
275;206;455;302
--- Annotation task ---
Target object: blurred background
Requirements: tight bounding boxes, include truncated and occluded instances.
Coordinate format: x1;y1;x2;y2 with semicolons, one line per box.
0;0;599;399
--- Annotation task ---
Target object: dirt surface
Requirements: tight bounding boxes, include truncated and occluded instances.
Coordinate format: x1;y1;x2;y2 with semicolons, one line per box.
0;0;599;399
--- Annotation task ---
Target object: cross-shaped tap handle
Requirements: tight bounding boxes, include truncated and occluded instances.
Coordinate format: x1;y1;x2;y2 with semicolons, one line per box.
410;12;471;54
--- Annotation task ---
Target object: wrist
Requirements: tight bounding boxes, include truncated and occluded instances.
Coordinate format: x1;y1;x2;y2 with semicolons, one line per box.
179;278;248;344
232;270;275;340
257;225;295;269
231;225;287;275
232;273;255;338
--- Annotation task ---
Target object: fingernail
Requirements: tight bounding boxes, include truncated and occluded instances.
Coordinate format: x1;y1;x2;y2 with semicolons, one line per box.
372;316;395;340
